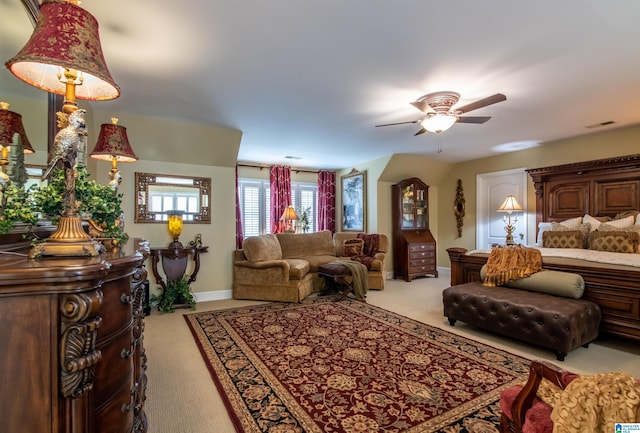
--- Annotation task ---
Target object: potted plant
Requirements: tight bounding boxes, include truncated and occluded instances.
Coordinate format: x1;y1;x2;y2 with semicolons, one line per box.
0;182;39;235
150;275;196;313
29;165;127;244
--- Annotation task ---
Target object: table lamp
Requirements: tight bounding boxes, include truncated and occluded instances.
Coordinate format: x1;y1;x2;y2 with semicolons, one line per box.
497;195;524;245
90;118;138;189
0;102;35;176
167;211;184;248
6;0;120;257
280;205;298;233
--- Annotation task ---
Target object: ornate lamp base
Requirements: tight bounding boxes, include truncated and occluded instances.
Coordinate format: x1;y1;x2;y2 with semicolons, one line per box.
30;215;104;258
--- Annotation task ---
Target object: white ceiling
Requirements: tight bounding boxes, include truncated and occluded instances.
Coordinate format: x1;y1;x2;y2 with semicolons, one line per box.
2;0;640;169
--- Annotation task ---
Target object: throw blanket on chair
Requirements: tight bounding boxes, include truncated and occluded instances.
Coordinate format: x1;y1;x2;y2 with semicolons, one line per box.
483;245;542;287
351;234;380;269
549;372;640;433
338;260;369;301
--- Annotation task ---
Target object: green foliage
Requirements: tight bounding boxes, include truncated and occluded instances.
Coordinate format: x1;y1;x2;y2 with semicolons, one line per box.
297;206;311;232
0;183;39;234
30;165;126;241
150;276;196;313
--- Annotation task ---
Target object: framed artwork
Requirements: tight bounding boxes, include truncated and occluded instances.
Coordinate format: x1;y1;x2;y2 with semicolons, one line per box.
341;169;366;232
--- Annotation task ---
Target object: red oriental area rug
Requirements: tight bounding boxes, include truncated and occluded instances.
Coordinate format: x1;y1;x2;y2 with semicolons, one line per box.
184;298;530;433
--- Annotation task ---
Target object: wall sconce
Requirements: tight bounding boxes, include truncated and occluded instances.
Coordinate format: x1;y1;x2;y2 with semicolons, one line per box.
167;211;184;248
6;0;120;257
280;205;298;233
90;118;138;189
497;195;524;245
0;102;35;178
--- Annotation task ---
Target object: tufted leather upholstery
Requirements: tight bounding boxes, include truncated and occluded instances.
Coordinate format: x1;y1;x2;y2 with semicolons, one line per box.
443;282;601;360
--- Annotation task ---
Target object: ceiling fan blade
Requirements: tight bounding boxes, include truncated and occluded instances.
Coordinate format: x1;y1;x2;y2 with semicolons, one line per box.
414;127;427;136
455;93;506;114
456;116;491;124
375;120;420;127
410;101;435;113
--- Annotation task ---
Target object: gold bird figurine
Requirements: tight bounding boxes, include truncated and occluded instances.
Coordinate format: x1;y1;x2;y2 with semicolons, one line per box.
42;109;87;180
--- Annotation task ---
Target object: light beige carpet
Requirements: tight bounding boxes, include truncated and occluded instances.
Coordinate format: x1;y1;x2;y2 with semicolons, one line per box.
143;269;640;433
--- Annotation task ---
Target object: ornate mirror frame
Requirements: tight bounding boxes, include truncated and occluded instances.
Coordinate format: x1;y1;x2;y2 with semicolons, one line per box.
134;172;211;224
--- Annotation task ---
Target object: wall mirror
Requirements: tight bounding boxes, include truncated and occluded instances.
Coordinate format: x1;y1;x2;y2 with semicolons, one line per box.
135;172;211;224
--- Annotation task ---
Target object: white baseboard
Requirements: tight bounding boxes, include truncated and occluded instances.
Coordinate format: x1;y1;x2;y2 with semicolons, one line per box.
194;289;233;303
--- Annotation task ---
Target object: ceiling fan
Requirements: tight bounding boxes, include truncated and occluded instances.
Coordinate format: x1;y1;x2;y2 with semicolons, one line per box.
376;91;506;135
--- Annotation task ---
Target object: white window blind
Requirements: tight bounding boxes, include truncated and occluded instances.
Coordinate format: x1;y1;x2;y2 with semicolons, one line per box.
238;179;318;235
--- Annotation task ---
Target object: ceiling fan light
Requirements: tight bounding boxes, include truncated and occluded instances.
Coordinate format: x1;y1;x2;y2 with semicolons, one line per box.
420;113;457;133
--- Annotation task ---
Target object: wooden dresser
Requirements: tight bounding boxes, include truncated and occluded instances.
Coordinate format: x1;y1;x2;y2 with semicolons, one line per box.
0;238;149;433
392;178;438;281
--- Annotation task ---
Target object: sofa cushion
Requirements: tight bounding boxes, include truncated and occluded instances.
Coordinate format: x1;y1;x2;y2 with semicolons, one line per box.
277;230;335;258
341;239;364;257
242;234;282;262
285;259;310;280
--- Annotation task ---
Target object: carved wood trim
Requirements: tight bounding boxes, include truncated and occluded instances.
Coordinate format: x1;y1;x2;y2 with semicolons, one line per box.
59;291;103;398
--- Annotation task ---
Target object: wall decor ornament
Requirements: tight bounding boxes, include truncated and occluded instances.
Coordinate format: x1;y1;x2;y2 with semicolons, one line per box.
454;179;465;238
341;169;366;232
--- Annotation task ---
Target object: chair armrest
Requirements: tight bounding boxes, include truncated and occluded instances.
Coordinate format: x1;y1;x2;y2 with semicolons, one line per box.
234;259;290;271
510;360;571;430
233;260;292;285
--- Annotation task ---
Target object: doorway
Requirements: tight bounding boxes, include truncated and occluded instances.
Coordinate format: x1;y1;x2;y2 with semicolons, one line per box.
476;168;528;249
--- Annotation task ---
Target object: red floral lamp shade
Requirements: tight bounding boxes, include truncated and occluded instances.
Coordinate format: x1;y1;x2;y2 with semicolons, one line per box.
0;103;35;154
4;1;120;101
90;119;138;163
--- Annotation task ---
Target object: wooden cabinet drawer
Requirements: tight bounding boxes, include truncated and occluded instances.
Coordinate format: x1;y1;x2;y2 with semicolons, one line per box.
584;289;640;321
409;250;435;260
409;243;434;253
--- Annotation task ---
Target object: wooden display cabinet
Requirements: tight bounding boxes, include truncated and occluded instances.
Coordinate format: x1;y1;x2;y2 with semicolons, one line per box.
392;178;438;281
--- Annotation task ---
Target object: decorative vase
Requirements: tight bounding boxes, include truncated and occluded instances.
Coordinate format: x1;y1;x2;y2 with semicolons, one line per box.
167;211;184;248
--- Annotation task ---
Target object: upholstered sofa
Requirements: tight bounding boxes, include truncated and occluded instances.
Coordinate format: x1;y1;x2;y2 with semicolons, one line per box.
233;230;388;302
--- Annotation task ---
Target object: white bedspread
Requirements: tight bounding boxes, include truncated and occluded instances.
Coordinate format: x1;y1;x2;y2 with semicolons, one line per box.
467;246;640;268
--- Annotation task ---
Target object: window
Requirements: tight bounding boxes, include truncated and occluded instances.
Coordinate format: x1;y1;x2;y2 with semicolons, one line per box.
238;179;318;236
148;186;200;221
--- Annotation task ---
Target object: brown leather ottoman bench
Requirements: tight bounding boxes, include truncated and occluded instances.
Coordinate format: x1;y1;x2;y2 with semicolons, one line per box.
442;281;601;361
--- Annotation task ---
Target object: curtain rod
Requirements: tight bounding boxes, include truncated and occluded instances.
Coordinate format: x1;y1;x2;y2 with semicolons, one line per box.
237;163;330;174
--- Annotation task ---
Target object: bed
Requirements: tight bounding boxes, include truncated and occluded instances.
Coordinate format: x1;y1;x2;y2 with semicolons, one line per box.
447;153;640;341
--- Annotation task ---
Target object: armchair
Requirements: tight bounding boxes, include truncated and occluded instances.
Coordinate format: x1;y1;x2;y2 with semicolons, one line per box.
500;360;640;433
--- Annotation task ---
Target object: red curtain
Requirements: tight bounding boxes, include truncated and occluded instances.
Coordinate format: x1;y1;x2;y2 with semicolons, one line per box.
235;165;244;249
270;165;292;233
317;170;336;233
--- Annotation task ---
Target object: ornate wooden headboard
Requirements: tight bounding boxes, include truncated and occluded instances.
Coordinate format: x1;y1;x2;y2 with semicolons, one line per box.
527;154;640;228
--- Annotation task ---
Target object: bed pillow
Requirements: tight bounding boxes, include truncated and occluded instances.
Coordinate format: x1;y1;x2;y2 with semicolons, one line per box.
341;239;364;257
597;215;634;230
547;222;591;248
480;265;585;298
589;230;639;253
536;217;583;244
583;214;611;231
597;222;640;232
542;230;583;249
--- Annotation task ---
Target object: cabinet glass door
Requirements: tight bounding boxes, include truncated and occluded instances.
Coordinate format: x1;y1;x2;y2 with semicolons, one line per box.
415;188;427;228
401;185;415;229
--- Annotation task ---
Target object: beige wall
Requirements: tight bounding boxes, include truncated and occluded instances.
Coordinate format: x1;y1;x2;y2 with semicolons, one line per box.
12;91;640;293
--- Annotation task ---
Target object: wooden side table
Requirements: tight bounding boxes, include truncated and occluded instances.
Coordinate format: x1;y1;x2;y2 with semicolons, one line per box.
149;245;208;308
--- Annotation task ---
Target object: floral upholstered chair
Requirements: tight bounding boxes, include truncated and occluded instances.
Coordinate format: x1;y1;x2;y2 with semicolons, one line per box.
500;360;640;433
